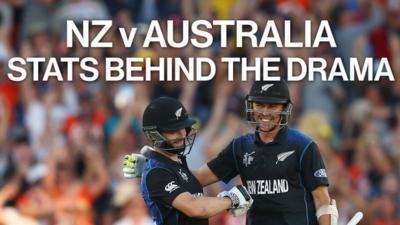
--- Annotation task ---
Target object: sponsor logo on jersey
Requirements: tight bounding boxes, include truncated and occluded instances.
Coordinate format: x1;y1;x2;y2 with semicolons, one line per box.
178;169;189;182
246;179;289;195
261;84;274;93
165;181;179;193
314;169;327;178
276;150;295;164
243;151;255;167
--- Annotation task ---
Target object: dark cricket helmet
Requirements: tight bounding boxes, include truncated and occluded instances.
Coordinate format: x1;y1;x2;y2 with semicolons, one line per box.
142;97;197;155
245;80;293;130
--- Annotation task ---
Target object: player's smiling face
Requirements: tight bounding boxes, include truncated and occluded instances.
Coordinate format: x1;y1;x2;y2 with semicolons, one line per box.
161;129;187;148
252;102;284;132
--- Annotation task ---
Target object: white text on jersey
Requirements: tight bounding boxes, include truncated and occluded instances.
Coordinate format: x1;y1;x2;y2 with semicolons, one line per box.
246;179;289;195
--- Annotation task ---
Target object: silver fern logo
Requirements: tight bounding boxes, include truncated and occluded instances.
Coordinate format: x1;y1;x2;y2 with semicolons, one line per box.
261;84;274;93
276;150;295;164
175;107;183;120
243;151;255;167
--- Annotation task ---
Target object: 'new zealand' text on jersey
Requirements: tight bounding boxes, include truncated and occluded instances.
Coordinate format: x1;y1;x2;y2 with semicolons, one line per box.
141;151;207;225
207;128;329;225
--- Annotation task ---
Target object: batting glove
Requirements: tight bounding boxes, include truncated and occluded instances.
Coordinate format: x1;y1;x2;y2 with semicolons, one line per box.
218;185;253;211
122;146;151;178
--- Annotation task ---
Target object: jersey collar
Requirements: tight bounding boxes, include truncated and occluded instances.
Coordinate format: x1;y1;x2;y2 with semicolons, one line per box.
254;126;288;145
148;150;182;166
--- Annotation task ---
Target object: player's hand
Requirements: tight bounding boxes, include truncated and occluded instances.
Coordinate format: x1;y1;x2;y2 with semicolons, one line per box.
123;153;146;178
122;146;151;178
218;185;253;210
317;199;339;225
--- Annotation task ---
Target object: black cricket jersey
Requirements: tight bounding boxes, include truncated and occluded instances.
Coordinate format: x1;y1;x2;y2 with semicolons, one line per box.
141;151;207;225
207;128;329;225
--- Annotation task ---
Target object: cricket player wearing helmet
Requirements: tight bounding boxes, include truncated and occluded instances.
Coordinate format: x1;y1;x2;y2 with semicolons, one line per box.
133;97;253;225
198;80;337;225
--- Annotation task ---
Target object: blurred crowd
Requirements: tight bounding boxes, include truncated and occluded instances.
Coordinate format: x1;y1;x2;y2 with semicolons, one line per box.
0;0;399;225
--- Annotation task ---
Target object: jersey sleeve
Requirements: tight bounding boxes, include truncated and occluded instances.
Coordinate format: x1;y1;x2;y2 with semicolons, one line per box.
207;140;239;183
300;142;329;192
145;168;186;206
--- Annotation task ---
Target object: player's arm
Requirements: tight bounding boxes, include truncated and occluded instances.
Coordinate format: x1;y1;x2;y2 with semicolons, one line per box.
312;186;333;225
192;164;252;218
146;168;252;218
194;140;239;187
301;141;364;225
172;192;231;218
312;186;364;225
300;142;337;225
172;185;252;218
192;165;219;187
